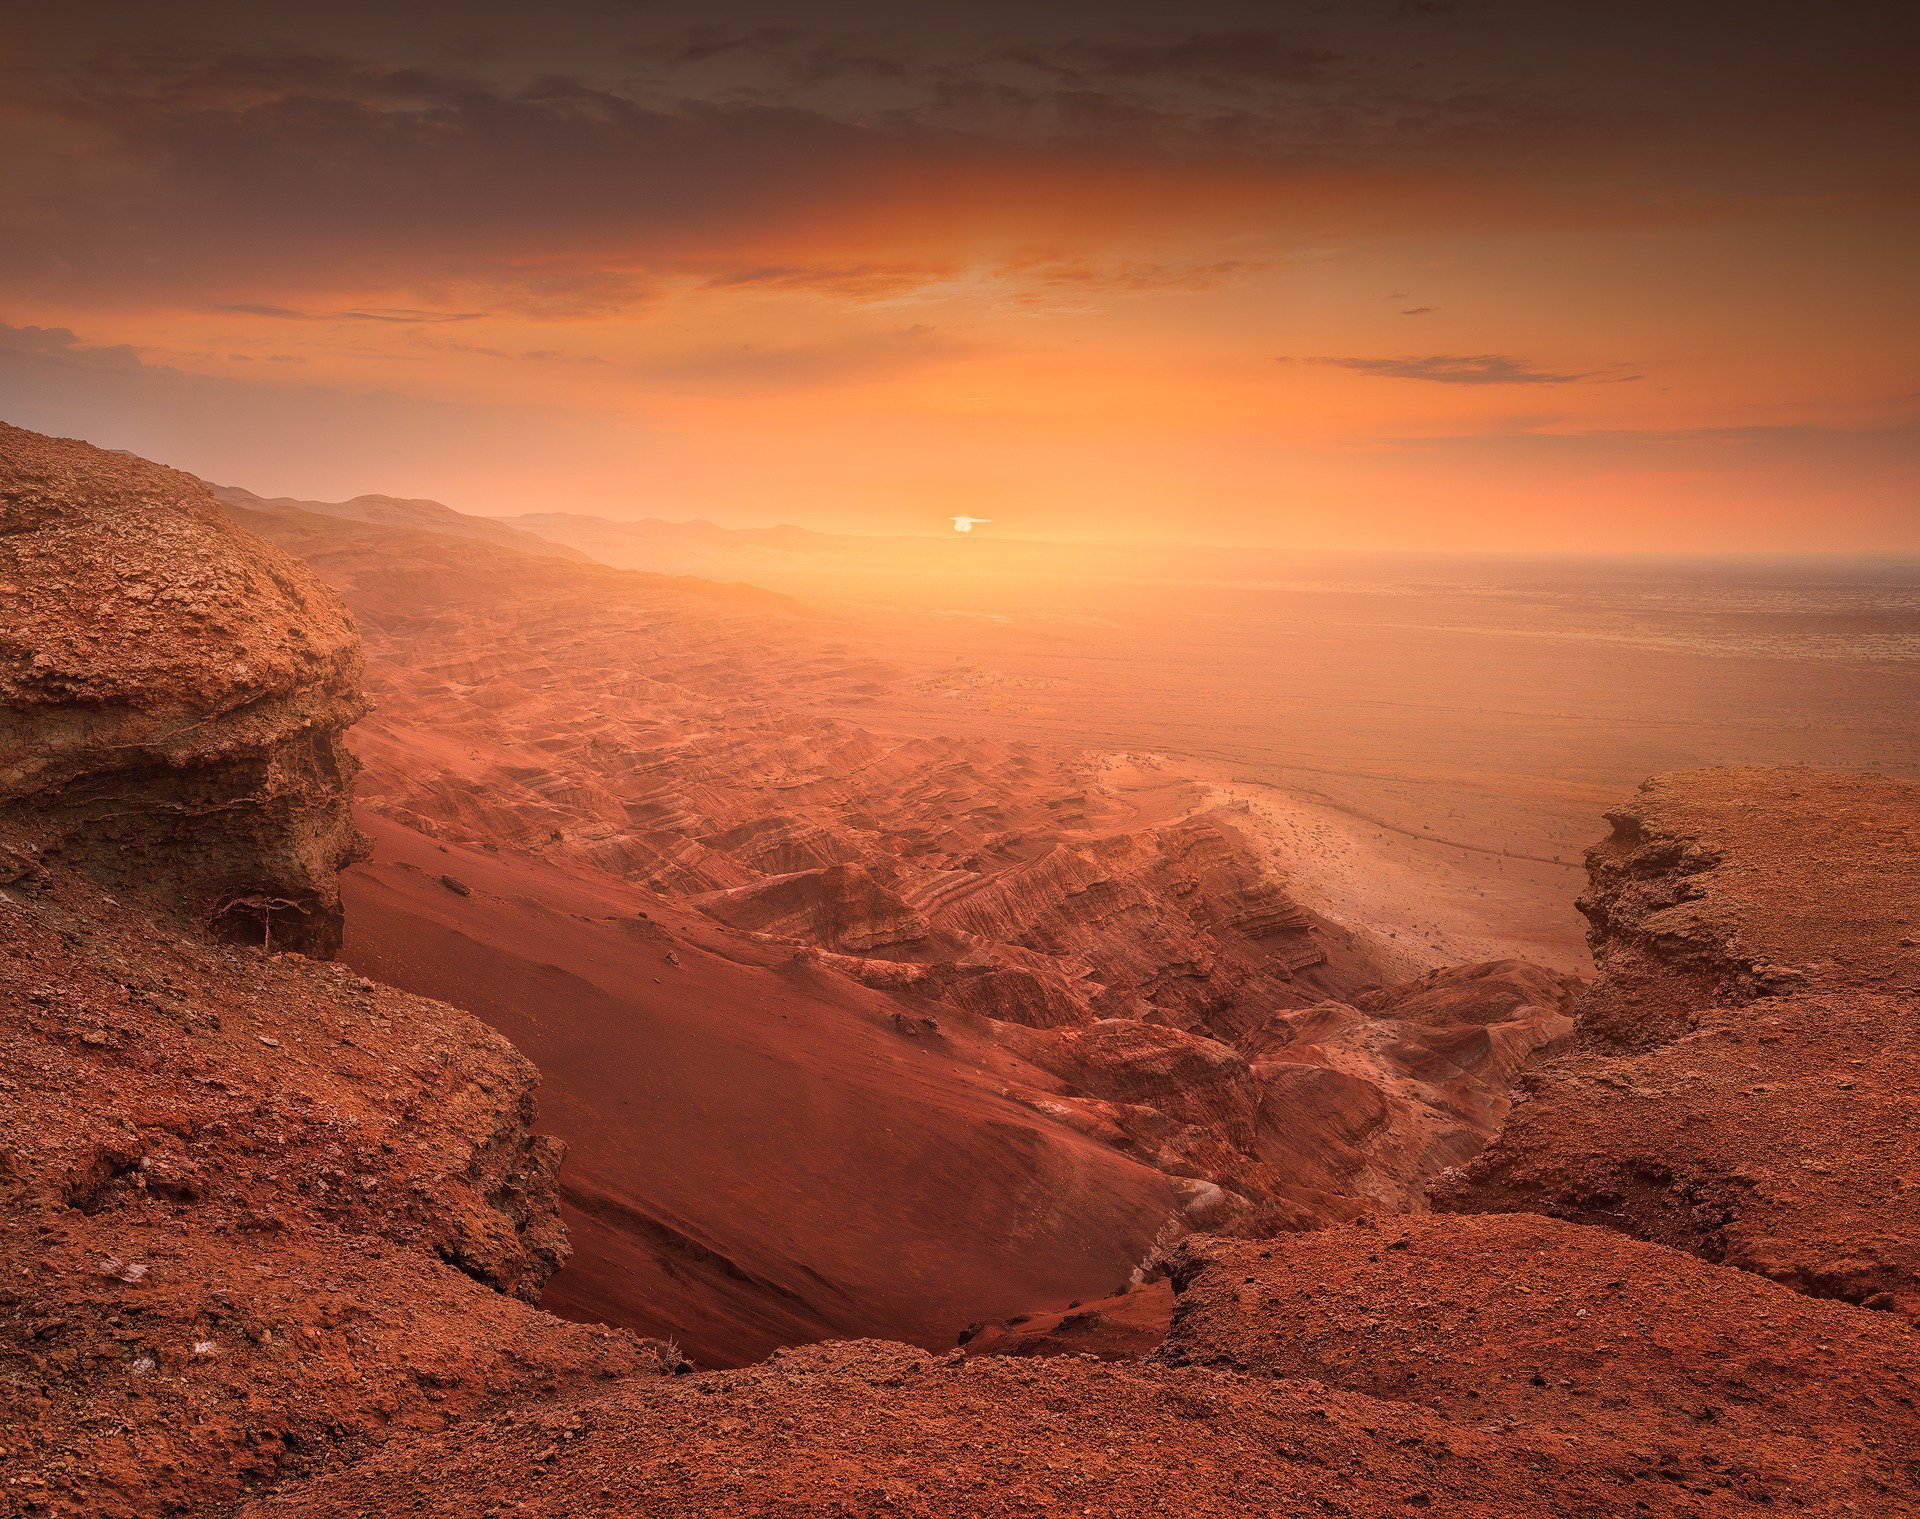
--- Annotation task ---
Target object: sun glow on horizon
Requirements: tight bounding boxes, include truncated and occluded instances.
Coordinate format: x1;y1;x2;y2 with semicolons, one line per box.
0;3;1913;551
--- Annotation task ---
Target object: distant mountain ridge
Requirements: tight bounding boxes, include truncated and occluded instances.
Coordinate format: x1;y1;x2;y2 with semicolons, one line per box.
212;483;592;563
210;485;865;578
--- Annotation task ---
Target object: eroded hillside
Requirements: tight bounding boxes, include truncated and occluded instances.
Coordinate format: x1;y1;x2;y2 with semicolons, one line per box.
0;424;364;954
7;422;1919;1518
228;491;1584;1325
1439;767;1920;1314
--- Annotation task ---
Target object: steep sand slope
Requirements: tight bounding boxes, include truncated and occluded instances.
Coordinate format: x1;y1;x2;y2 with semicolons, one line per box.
342;812;1180;1365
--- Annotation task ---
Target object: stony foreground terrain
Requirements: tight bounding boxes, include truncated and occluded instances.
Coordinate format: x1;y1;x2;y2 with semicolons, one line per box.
0;428;647;1515
0;859;650;1516
5;421;1919;1516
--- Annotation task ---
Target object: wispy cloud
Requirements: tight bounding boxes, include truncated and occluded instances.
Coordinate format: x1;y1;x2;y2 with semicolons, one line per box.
629;324;968;396
210;304;486;324
702;264;957;299
1302;353;1638;385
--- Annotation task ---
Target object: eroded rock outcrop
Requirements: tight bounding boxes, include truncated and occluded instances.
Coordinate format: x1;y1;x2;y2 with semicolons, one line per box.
1250;958;1579;1221
1438;768;1920;1315
0;423;639;1516
0;867;647;1517
0;424;365;954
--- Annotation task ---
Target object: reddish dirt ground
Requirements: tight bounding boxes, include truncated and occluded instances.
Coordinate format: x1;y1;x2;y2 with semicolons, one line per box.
1162;1214;1920;1514
244;1338;1806;1519
0;866;652;1519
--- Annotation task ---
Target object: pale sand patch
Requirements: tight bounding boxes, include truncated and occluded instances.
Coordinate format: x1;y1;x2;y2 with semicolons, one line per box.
1203;776;1592;979
1088;752;1591;979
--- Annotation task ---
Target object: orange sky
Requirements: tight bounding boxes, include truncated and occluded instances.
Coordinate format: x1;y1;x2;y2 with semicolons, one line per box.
1;1;1915;550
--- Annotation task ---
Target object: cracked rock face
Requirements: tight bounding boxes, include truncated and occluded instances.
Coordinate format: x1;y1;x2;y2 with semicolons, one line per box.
0;422;365;954
1437;767;1920;1317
